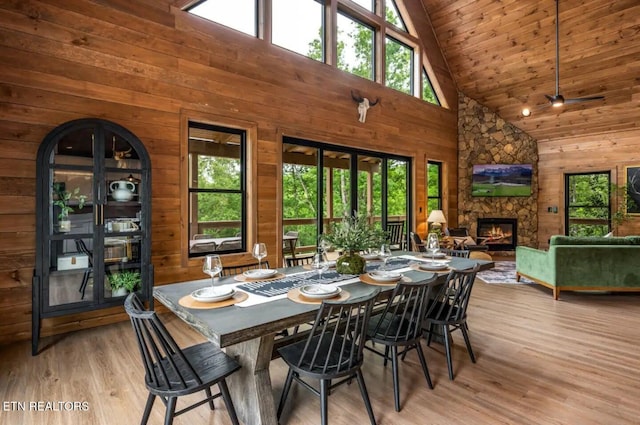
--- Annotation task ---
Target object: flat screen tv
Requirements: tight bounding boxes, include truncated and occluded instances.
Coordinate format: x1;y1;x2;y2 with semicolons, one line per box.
472;164;532;197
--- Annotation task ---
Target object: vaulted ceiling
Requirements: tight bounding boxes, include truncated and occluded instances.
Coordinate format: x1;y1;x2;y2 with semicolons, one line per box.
420;0;640;142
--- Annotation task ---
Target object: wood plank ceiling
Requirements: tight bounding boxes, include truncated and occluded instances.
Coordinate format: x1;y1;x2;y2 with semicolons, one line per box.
420;0;640;142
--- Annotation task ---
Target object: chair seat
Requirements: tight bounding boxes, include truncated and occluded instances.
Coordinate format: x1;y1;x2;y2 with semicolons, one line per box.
148;343;240;396
367;313;415;344
279;335;359;378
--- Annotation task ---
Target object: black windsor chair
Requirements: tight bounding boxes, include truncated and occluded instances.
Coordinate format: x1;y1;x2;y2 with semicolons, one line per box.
277;290;380;425
124;293;241;425
365;274;438;411
422;264;480;380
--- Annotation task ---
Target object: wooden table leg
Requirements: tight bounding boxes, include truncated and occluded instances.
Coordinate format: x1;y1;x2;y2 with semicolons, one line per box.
225;335;277;425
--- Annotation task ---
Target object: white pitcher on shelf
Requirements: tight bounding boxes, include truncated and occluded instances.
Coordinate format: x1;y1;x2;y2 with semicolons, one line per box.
110;180;135;202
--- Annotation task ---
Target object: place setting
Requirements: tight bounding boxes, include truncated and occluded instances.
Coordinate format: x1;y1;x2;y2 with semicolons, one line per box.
410;233;453;273
179;254;248;309
359;244;411;286
287;252;351;304
234;243;286;282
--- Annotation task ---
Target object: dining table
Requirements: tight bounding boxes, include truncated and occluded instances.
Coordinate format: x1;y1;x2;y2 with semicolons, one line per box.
153;252;494;425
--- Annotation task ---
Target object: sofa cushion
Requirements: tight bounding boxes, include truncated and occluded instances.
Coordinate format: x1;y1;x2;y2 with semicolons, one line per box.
550;235;638;246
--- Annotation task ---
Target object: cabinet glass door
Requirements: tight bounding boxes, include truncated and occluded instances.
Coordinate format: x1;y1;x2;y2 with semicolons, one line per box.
47;129;96;306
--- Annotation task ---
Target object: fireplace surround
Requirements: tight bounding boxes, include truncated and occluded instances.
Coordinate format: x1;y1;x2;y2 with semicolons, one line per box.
476;218;517;251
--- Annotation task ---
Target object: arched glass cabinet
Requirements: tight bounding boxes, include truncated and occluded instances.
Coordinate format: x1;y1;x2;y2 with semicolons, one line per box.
33;118;153;355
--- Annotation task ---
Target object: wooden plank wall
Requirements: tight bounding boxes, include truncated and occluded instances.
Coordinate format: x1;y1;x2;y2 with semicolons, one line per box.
537;129;640;248
0;0;459;344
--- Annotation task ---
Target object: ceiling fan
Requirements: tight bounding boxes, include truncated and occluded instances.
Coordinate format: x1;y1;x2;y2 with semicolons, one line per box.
524;0;604;116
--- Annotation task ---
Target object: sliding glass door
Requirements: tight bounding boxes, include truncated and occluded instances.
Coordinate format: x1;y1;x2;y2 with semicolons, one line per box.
283;138;411;251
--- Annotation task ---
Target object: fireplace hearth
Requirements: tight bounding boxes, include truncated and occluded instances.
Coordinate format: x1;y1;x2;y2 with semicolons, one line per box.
476;218;517;251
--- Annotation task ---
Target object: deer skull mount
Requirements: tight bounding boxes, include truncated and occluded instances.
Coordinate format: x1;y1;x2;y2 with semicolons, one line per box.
351;90;379;123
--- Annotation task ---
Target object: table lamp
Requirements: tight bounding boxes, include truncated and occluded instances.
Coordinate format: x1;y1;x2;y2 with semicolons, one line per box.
427;209;447;236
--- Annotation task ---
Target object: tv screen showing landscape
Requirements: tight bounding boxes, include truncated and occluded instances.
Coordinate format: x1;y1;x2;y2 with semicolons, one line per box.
472;164;532;197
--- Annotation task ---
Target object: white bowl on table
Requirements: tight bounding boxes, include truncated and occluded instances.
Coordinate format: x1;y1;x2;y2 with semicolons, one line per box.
368;270;403;282
243;269;277;279
191;286;235;303
299;284;341;299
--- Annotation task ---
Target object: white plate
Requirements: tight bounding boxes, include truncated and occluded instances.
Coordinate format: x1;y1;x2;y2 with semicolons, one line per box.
243;269;277;279
192;286;235;303
422;252;446;259
299;284;341;299
419;262;449;271
362;253;380;260
368;271;402;282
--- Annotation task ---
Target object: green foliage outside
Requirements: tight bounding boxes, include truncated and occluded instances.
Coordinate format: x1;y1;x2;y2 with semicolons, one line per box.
282;155;408;247
567;173;611;237
427;162;441;211
194;155;242;238
307;6;438;104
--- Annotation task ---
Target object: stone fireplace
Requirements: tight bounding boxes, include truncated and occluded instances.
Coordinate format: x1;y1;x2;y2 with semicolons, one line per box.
457;94;539;250
477;218;518;251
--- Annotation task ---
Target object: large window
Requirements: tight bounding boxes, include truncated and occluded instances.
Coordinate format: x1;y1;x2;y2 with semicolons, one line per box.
282;138;411;251
422;68;440;105
188;122;246;257
337;13;375;81
185;1;440;105
427;161;442;211
385;36;413;94
565;172;611;237
272;0;324;61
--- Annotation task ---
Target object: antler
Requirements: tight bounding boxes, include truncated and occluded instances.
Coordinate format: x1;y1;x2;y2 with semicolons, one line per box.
351;90;364;103
369;98;380;106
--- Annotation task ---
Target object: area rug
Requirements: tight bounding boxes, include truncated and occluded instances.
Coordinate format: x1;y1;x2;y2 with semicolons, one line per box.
476;261;534;284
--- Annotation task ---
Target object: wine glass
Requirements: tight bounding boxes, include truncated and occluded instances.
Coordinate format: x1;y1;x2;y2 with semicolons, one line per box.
311;252;329;282
203;254;222;287
426;233;440;260
379;244;392;271
252;243;267;270
318;236;331;260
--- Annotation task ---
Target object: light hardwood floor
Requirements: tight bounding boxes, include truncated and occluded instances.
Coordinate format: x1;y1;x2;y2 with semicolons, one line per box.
2;278;640;425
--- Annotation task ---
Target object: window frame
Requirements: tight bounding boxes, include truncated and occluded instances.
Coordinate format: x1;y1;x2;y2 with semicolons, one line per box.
427;160;442;211
180;111;258;266
181;0;440;105
564;171;612;237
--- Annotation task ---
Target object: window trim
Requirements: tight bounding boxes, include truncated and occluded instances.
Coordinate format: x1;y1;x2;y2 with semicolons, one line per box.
180;110;258;267
427;160;442;211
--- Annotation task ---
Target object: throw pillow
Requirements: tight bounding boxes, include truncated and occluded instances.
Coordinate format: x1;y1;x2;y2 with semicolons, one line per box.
464;236;477;246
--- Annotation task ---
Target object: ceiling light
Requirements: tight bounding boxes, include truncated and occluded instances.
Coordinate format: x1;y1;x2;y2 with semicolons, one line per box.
551;95;565;107
521;107;531;117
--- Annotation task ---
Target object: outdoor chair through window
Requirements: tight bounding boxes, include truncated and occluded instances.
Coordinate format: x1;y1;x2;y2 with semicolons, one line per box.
124;293;241;425
386;220;405;250
410;231;426;253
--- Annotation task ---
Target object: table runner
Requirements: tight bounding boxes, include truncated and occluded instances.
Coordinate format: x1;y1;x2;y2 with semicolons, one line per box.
237;270;356;297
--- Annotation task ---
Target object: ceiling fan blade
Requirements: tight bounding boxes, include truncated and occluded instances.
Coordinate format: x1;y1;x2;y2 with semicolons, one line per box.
564;96;605;104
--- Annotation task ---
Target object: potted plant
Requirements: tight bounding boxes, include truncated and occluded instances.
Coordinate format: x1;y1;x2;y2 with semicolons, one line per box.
323;212;388;274
52;183;87;232
109;270;141;297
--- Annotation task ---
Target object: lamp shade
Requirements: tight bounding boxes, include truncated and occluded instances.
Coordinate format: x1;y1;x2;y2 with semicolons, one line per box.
427;210;447;224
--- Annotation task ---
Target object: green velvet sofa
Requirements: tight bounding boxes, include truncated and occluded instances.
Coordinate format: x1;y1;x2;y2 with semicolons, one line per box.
516;235;640;300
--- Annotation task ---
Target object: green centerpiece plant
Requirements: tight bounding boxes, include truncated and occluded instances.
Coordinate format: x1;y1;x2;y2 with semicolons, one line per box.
323;213;388;274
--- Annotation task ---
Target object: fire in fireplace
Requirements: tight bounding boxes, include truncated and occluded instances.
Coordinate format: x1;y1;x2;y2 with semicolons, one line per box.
476;218;518;251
